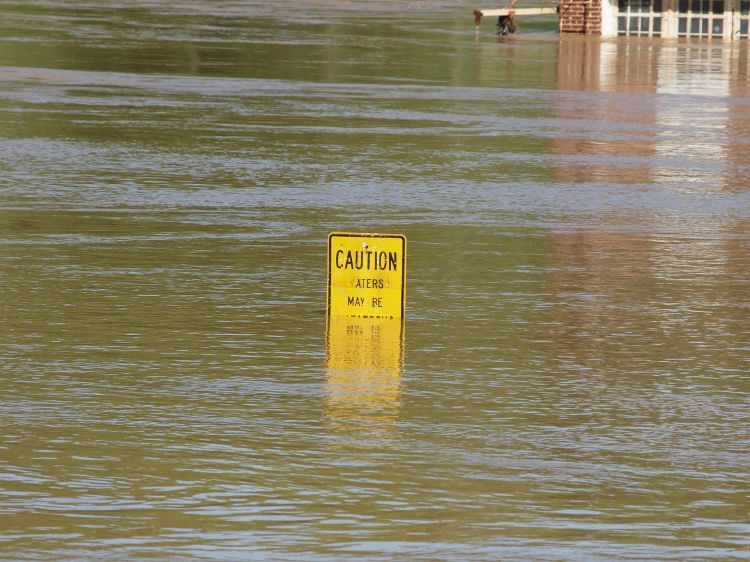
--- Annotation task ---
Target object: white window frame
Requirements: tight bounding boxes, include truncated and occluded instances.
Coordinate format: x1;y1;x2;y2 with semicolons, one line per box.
603;0;749;38
676;0;730;39
617;0;665;36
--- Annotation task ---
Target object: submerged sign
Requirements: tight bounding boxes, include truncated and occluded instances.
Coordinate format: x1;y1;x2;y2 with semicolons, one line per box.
327;232;406;319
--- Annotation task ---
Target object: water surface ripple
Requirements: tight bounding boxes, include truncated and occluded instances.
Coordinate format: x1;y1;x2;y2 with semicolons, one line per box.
0;1;748;560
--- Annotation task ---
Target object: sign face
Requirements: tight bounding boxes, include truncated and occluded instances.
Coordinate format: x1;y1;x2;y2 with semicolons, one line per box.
327;232;406;319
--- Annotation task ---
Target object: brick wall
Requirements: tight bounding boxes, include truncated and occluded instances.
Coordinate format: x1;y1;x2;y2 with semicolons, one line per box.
559;0;602;34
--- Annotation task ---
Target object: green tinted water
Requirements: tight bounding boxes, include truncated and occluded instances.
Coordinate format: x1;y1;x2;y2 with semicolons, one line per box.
1;1;748;560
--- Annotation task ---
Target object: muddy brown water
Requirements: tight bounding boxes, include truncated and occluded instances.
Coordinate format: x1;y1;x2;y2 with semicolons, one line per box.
1;1;748;560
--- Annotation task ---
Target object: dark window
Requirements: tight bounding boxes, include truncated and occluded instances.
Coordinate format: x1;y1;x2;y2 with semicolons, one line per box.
691;0;702;12
712;19;723;33
631;15;640;29
741;20;748;36
618;15;627;32
654;0;663;11
691;18;700;33
679;0;689;12
619;0;628;11
653;16;662;32
641;16;650;30
741;0;749;14
713;0;724;13
679;17;687;33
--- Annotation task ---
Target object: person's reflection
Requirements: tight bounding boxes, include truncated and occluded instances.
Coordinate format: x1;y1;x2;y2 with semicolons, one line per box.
324;316;404;444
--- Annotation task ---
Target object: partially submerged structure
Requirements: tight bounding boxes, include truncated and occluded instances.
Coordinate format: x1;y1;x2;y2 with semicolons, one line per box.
475;0;749;39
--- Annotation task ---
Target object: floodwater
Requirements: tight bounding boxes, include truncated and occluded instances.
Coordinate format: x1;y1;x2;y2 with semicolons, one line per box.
1;1;749;559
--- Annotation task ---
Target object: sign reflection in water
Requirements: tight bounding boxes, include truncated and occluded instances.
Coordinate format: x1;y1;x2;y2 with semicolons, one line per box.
325;316;404;442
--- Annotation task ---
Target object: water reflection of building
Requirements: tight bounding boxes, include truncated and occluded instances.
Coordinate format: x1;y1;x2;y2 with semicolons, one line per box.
324;317;404;443
554;40;662;186
725;45;749;185
550;38;749;364
555;39;748;190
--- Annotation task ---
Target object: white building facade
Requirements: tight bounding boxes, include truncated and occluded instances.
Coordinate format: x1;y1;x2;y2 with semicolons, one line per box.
600;0;749;38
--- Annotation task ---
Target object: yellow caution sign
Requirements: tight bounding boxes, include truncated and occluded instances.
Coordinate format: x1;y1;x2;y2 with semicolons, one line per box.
327;232;406;319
